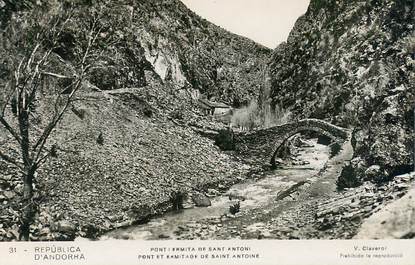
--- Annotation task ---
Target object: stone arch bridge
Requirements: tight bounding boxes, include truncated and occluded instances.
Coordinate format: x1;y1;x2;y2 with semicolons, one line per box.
234;119;349;166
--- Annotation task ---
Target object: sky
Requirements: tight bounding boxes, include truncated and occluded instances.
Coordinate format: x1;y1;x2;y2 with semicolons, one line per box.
180;0;310;49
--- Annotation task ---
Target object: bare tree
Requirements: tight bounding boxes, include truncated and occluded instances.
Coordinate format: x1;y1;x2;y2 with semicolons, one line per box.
0;8;100;241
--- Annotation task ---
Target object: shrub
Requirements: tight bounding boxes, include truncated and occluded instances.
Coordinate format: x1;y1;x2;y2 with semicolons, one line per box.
231;99;291;131
96;132;104;145
317;135;332;145
329;141;342;158
337;164;362;190
170;190;186;210
50;145;58;158
231;100;260;130
71;106;86;120
215;128;235;150
142;106;153;118
170;108;184;120
229;201;240;215
402;34;415;56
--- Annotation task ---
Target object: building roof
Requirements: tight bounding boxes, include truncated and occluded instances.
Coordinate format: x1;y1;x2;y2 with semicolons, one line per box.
198;98;230;109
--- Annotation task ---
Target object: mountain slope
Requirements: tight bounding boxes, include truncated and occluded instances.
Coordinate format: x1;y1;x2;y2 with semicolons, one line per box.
1;0;270;107
67;0;270;106
269;0;415;183
0;0;267;240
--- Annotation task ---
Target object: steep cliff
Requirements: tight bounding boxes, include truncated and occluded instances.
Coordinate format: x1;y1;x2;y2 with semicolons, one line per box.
269;0;415;184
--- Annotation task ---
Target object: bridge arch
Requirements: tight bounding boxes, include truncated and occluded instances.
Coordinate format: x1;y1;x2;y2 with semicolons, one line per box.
234;119;349;166
270;127;336;166
268;119;349;167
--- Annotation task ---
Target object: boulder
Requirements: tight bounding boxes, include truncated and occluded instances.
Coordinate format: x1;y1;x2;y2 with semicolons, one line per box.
355;183;415;239
364;165;381;177
3;191;15;199
158;234;170;239
39;227;51;236
127;204;152;219
54;221;76;234
107;215;120;222
192;193;211;207
364;165;389;182
227;191;246;201
207;188;220;197
14;184;23;195
182;196;195;209
1;175;12;181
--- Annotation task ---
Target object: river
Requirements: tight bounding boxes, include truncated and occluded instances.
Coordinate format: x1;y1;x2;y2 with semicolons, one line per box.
100;139;331;240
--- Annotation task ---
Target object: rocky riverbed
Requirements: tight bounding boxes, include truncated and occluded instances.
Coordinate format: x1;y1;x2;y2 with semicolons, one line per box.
100;138;337;240
101;136;414;241
1;128;413;241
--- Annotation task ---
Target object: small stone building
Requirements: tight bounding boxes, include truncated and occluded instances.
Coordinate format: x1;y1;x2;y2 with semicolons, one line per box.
198;98;231;116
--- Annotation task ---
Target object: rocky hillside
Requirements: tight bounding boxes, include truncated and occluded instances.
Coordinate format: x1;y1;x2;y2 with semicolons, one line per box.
0;0;268;240
269;0;415;184
0;0;270;107
0;87;253;240
90;0;270;106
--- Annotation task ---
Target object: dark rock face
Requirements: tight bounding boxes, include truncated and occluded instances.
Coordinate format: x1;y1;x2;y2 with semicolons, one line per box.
269;0;415;183
2;0;270;106
192;192;211;207
133;0;271;105
74;0;270;105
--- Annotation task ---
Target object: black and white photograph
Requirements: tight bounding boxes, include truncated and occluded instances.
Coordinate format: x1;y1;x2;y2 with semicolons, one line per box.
0;0;414;258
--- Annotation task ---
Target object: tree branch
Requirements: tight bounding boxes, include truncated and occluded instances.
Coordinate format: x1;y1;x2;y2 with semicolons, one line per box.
1;82;15;117
41;71;71;79
0;149;23;170
34;150;51;168
24;48;53;110
32;78;83;163
0;116;21;144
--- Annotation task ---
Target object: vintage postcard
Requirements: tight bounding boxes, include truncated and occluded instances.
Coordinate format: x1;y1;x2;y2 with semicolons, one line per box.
0;0;414;264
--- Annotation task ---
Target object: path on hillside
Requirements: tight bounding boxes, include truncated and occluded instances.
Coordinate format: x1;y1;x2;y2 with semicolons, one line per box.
100;136;353;240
